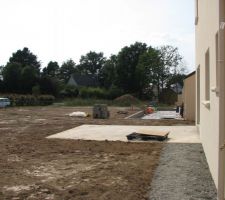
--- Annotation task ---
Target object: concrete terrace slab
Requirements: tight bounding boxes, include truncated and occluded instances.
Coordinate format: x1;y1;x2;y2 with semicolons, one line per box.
142;111;182;120
47;125;200;143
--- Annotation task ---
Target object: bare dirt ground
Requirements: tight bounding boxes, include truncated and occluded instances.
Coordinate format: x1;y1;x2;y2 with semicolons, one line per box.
0;106;194;200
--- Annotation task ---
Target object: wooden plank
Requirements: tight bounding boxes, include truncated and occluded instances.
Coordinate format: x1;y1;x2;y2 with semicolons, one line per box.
135;129;169;137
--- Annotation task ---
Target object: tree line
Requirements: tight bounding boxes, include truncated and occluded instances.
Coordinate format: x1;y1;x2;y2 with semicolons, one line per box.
0;42;186;99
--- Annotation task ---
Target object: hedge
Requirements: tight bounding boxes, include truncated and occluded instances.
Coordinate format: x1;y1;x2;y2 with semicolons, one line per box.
0;94;55;106
78;86;123;100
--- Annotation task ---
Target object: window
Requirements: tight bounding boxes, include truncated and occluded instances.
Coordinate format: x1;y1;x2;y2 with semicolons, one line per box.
215;32;219;92
205;49;210;101
195;0;199;25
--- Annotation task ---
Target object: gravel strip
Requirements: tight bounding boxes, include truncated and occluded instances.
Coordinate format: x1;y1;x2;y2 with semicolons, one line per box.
149;143;217;200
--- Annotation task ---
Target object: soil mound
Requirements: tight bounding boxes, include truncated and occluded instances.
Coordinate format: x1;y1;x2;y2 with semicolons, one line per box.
114;94;140;105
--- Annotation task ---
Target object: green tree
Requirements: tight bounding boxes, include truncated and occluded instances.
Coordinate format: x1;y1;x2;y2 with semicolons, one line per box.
39;77;61;96
0;65;4;92
167;73;186;88
59;59;77;83
136;47;161;98
158;45;183;91
3;47;41;94
8;47;41;74
2;63;22;93
115;42;148;92
21;66;37;93
0;65;4;75
136;45;186;99
42;61;60;78
99;55;117;88
166;73;186;94
0;79;4;92
78;51;106;75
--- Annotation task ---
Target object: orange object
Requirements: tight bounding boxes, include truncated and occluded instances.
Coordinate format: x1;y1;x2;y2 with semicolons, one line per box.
146;107;154;114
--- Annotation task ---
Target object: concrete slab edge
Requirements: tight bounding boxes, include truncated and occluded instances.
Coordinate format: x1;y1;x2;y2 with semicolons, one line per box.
125;111;144;119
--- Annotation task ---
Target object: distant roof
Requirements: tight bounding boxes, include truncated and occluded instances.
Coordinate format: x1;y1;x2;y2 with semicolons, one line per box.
184;71;196;79
71;74;99;87
170;83;183;94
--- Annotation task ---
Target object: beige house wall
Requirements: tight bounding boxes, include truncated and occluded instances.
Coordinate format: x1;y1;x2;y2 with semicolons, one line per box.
183;73;196;121
196;0;225;199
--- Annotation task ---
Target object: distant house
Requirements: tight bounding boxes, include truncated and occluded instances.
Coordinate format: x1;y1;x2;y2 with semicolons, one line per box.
67;74;100;87
182;71;196;121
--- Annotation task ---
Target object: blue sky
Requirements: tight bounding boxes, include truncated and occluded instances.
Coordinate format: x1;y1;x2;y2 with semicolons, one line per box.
0;0;195;71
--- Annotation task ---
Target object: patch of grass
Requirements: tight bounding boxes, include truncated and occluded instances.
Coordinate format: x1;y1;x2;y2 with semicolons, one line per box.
58;98;143;107
63;98;113;106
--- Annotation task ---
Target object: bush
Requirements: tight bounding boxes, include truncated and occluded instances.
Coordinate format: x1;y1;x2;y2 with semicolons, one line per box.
79;87;107;99
106;86;123;100
37;95;55;105
77;86;123;100
60;85;79;97
0;94;55;106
